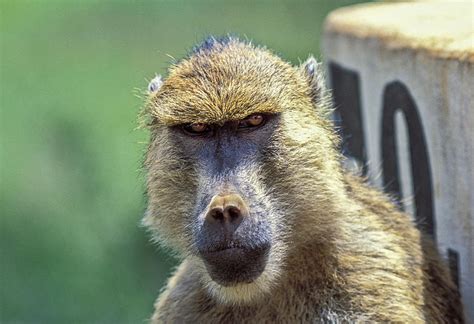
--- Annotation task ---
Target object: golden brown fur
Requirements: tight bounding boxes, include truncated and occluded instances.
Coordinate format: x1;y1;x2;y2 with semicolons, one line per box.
142;37;463;323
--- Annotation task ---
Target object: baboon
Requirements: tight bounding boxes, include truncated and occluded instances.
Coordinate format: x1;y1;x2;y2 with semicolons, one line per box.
142;37;463;323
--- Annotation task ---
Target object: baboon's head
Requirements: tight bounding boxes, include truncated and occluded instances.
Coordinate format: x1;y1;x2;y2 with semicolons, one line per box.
143;37;345;305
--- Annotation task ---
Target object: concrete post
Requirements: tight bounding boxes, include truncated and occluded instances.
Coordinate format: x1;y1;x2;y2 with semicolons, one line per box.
323;1;473;321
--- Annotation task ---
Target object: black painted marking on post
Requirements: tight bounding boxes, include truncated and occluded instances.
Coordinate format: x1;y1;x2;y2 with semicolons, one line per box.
447;248;461;289
328;62;367;175
381;81;436;239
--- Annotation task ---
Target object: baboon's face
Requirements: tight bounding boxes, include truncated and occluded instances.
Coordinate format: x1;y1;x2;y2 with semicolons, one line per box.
144;39;339;304
169;113;280;286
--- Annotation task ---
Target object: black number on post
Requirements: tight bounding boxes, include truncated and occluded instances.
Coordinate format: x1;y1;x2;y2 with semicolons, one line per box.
328;62;367;175
447;249;461;289
381;81;435;238
329;66;461;289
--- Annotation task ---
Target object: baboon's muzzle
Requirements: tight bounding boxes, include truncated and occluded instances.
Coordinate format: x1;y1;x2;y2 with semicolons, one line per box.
197;193;271;286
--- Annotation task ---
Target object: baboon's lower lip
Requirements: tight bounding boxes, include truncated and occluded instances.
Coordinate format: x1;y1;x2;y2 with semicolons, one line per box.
200;243;270;286
200;246;252;266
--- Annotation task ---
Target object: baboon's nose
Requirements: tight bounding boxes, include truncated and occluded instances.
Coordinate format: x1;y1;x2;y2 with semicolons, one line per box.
205;193;248;233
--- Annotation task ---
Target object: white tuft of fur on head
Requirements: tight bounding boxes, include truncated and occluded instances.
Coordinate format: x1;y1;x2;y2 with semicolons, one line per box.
148;74;163;94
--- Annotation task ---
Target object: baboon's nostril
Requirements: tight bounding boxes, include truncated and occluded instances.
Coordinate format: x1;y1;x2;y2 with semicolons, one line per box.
209;208;224;221
226;206;241;221
204;193;249;230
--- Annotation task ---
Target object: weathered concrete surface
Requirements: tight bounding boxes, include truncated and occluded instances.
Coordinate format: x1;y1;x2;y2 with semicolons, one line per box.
323;1;473;321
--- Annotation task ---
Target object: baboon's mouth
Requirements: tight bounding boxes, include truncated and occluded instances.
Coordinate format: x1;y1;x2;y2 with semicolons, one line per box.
205;243;245;253
200;243;270;286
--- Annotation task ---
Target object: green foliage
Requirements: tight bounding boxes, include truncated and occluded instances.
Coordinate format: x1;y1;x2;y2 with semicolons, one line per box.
0;1;364;322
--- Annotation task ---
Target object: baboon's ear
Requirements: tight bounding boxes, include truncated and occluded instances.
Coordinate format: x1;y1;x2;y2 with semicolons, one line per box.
148;74;163;94
299;56;326;104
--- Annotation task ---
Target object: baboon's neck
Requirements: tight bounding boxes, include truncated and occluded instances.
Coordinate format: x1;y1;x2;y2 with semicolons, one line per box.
282;238;340;287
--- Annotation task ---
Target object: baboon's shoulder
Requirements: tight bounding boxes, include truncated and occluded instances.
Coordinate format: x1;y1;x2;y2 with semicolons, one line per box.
151;261;206;323
341;172;463;322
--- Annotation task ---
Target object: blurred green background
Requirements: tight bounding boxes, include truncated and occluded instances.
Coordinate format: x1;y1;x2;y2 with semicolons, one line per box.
1;1;364;322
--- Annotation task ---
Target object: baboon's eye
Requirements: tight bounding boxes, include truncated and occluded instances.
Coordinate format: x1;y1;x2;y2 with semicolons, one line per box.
182;122;212;136
238;114;266;129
